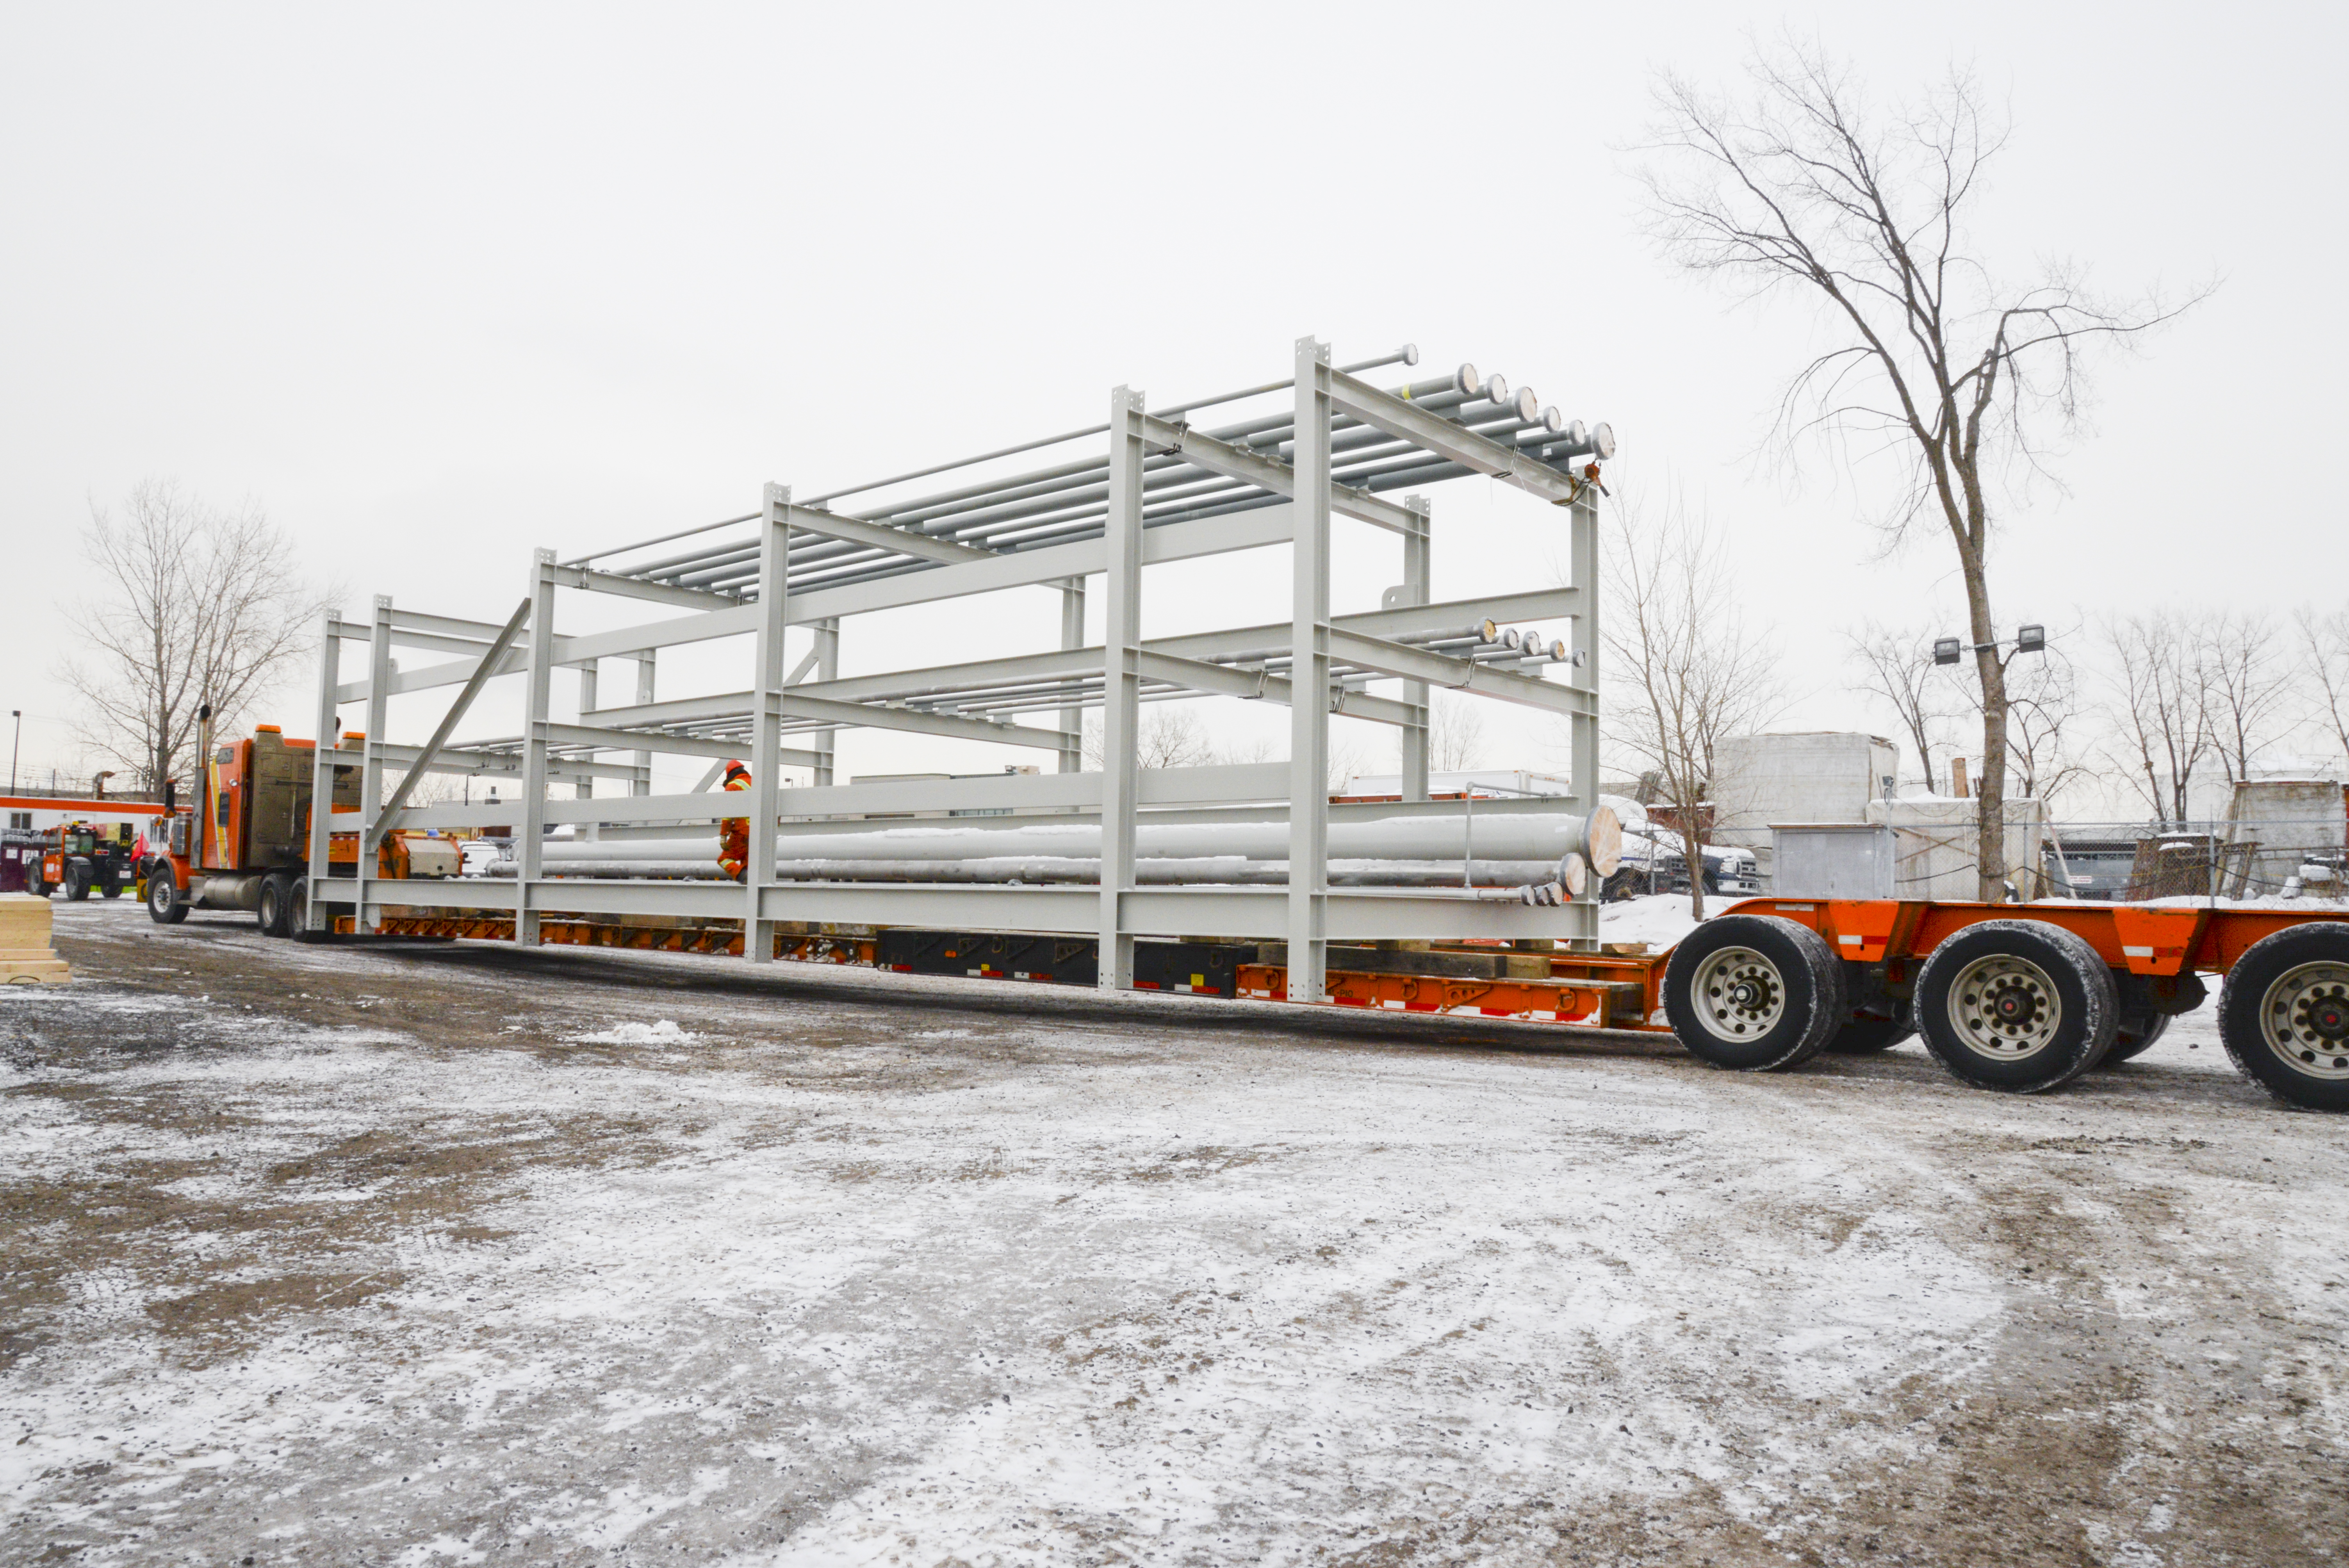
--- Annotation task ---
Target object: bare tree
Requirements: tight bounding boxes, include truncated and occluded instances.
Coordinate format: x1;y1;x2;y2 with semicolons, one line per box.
2104;610;2214;824
1602;492;1784;920
2296;606;2349;768
1082;704;1216;770
2200;609;2291;788
1427;693;1486;773
1846;620;1952;787
58;481;335;793
1640;43;2198;898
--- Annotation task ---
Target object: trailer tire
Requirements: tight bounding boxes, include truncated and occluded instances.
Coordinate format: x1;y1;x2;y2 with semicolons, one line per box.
2101;1013;2171;1065
64;863;91;901
1914;921;2116;1094
258;873;295;938
1663;915;1846;1071
2217;923;2349;1112
147;867;189;924
1825;1010;1915;1055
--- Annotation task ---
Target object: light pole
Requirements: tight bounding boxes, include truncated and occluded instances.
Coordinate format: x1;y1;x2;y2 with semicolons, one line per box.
9;710;18;795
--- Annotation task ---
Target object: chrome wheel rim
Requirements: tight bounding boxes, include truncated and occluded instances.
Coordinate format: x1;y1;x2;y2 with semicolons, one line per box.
1690;946;1785;1042
1947;954;2062;1062
2260;962;2349;1080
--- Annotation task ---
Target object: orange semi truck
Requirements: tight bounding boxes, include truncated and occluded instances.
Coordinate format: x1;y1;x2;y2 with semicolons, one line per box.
142;717;458;937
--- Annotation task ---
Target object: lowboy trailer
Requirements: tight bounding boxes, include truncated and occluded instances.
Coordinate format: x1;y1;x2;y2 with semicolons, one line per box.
304;891;2349;1112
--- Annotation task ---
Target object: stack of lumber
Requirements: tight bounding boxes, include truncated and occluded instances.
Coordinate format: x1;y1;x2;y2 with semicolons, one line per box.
0;893;68;984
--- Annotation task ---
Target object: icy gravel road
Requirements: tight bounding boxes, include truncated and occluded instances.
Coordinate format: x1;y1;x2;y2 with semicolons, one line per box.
2;898;2344;1567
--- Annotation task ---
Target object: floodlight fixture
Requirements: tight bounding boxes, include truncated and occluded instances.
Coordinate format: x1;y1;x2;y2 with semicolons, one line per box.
2016;624;2047;654
1932;637;1962;666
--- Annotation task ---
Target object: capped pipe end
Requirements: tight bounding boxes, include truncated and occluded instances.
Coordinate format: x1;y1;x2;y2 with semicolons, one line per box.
1513;387;1540;422
1583;805;1624;878
1454;363;1481;398
1479;618;1500;642
1402;342;1420;366
1484;372;1510;408
1501;628;1523;650
1592;422;1617;460
1558;852;1589;900
1542;405;1567;434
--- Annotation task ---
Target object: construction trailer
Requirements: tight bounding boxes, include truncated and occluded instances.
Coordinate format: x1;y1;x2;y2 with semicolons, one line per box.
247;338;2349;1112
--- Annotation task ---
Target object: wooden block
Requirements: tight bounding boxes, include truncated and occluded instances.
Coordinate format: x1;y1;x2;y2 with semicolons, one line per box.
1604;941;1652;957
0;948;59;961
0;959;70;983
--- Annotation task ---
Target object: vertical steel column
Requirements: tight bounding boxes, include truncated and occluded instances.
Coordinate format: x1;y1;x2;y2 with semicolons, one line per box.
812;618;840;787
356;595;394;935
1567;487;1601;951
1096;388;1145;991
515;550;558;947
746;485;791;962
631;653;655;798
1287;339;1333;1004
1057;577;1086;775
304;611;340;933
1400;494;1432;803
575;661;599;841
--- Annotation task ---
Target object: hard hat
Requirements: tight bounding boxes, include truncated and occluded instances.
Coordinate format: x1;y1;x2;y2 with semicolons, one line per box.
723;759;750;783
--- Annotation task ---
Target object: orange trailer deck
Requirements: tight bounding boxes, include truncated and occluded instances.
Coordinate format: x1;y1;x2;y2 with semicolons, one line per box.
328;893;2349;1112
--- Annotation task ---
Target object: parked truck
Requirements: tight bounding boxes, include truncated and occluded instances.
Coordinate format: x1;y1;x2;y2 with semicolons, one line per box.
143;716;460;936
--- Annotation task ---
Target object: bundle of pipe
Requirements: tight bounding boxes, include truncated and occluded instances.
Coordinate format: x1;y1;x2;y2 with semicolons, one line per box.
586;358;1613;600
483;854;1588;897
516;807;1621;877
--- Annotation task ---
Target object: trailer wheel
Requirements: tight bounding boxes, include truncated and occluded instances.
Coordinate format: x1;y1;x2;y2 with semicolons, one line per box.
1662;915;1846;1071
2217;923;2349;1112
2101;1013;2171;1065
147;866;190;924
1825;1010;1915;1055
258;873;295;938
1914;921;2116;1093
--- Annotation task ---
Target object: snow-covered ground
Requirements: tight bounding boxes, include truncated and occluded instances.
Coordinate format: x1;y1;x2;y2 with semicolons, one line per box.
2;898;2344;1565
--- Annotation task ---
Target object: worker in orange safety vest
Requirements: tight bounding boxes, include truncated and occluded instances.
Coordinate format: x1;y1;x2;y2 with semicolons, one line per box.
717;759;752;881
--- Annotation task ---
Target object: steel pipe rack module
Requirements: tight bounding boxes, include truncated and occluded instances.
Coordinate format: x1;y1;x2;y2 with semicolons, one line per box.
303;339;1609;1002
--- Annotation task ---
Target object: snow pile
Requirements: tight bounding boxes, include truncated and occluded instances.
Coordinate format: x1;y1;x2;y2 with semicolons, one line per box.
1595;892;1745;951
564;1019;699;1046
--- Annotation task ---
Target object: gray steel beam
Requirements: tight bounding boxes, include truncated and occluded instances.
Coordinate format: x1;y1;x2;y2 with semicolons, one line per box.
784;502;998;565
515;551;558;946
1098;387;1144;991
1289;339;1332;1005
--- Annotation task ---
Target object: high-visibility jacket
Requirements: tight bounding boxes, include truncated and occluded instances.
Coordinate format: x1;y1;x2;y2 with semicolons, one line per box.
718;772;752;880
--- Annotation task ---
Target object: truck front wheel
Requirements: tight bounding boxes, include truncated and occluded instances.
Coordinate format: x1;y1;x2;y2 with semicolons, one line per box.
148;867;189;924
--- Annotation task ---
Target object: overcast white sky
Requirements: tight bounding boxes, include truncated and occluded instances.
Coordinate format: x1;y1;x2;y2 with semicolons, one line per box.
3;2;2342;801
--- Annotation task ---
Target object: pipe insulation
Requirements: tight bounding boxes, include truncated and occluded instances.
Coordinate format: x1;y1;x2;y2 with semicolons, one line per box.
520;808;1621;877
